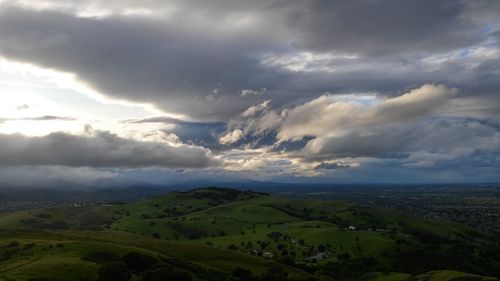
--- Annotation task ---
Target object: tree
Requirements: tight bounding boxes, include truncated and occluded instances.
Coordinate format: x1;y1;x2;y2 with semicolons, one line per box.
259;266;288;281
142;265;193;281
337;253;351;261
318;244;327;252
121;252;158;273
232;267;255;281
98;262;131;281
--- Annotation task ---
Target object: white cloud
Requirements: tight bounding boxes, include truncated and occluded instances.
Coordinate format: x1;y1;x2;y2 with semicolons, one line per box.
241;100;271;117
278;84;457;140
240;88;266;97
218;84;496;171
219;129;244;145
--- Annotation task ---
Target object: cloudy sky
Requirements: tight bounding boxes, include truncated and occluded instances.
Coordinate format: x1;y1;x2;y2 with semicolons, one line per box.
0;0;499;187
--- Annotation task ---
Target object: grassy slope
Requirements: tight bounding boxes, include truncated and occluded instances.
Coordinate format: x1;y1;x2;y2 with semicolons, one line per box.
0;229;311;281
105;192;465;267
0;188;498;280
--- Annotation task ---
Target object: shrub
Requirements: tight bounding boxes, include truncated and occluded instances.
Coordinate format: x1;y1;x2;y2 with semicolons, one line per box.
82;251;119;264
121;252;158;273
98;262;131;281
259;266;288;281
6;241;20;247
141;264;193;281
232;267;256;281
23;243;36;250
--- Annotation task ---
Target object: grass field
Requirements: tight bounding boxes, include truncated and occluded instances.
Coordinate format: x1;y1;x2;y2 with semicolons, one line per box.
0;187;498;281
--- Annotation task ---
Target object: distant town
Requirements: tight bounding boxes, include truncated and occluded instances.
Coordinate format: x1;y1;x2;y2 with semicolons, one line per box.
279;184;500;236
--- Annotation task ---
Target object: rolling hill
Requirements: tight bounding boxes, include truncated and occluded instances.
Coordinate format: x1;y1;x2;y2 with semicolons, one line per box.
0;187;498;281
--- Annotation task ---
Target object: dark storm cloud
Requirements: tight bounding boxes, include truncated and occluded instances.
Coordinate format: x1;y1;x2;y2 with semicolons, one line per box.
0;1;498;122
0;6;284;120
0;131;218;168
287;0;480;54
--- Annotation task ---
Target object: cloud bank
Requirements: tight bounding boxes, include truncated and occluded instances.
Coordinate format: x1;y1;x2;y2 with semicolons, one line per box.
0;131;218;168
0;0;499;186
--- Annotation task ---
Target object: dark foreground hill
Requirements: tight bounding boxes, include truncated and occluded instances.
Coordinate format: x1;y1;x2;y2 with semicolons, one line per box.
0;187;498;281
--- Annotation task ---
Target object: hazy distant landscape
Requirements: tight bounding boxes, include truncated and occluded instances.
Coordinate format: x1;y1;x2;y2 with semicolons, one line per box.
280;184;500;236
2;184;500;236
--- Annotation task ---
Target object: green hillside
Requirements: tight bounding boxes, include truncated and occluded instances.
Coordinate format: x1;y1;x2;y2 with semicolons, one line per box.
0;229;311;281
0;187;499;281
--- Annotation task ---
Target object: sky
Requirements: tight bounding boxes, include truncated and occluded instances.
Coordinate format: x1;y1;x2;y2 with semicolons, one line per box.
0;0;499;188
